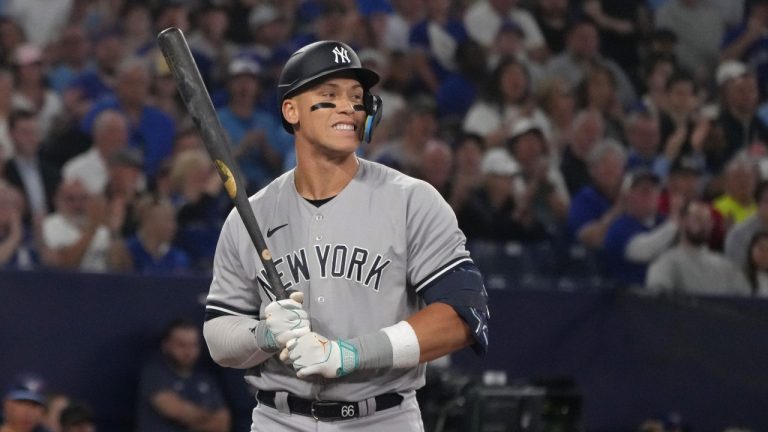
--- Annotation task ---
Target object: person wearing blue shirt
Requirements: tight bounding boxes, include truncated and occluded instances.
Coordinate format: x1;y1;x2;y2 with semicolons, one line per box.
721;0;768;99
603;170;680;287
80;59;176;178
136;319;230;432
217;58;293;191
126;196;190;275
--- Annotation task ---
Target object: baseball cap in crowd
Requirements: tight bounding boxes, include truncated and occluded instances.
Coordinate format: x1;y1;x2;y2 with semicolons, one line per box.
627;168;661;188
499;19;525;38
4;373;47;406
109;147;144;169
228;58;261;78
716;60;750;87
508;118;544;143
12;44;43;66
670;155;705;176
481;148;520;177
249;3;282;30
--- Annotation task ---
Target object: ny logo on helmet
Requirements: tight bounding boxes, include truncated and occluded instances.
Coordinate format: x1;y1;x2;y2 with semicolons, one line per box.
332;46;350;64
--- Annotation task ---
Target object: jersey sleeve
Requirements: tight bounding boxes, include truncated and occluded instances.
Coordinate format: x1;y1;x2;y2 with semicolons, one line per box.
205;210;261;321
406;181;472;293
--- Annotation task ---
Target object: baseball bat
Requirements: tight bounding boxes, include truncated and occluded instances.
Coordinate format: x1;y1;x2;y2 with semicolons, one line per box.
157;27;289;300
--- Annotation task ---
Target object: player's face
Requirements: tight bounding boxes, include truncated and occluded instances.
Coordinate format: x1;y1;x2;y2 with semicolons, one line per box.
288;76;366;158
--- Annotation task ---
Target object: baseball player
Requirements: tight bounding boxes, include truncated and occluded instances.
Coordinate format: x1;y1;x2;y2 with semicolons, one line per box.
203;40;489;431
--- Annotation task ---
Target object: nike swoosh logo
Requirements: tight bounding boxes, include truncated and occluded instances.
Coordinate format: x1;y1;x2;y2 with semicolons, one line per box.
266;224;288;238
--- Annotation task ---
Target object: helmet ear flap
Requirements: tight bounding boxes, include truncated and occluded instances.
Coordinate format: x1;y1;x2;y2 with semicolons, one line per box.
362;93;382;143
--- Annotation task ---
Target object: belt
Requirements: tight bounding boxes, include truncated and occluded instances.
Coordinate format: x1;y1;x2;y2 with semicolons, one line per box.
256;390;403;421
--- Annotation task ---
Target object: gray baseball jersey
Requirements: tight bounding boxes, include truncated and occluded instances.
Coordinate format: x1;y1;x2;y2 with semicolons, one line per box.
206;158;472;401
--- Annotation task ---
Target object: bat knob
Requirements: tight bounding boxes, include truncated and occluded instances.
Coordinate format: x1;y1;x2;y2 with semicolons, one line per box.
288;291;304;305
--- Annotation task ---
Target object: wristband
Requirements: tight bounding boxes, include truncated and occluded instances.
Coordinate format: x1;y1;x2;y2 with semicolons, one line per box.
381;320;420;368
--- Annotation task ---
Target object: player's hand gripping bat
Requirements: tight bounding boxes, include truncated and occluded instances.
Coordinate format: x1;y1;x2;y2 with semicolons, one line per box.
157;27;301;303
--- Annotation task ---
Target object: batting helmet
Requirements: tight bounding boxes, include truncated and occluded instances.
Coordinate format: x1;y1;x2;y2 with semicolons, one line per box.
277;40;380;135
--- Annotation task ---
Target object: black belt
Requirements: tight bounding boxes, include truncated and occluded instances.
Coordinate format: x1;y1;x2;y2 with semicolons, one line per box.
256;390;403;421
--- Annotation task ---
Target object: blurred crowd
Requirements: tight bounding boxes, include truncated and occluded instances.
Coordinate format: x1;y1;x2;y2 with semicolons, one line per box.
0;0;766;297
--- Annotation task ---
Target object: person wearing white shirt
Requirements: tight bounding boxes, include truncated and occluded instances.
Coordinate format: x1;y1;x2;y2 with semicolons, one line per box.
464;0;546;61
62;110;129;195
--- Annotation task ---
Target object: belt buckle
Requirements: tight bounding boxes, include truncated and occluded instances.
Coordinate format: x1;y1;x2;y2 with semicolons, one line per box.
310;400;357;422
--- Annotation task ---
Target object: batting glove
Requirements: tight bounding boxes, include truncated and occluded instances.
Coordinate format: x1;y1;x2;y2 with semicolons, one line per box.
283;332;359;379
263;292;310;348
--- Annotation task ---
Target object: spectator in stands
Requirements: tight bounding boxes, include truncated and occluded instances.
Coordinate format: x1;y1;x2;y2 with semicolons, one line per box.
713;154;758;227
448;133;485;211
537;77;576;160
62;110;129;195
187;4;236;89
625;111;665;175
0;17;25;67
743;230;768;297
0;68;14;160
436;39;486;122
42;393;69;432
567;139;627;249
582;0;646;87
646;200;751;296
576;60;625;141
532;0;573;56
80;58;176;177
125;195;189;275
42;179;129;273
121;3;154;57
657;72;704;170
560;109;605;194
655;0;724;80
721;0;768;99
4;110;61;220
0;183;38;269
244;3;291;67
457;147;548;241
464;0;547;61
507;118;570;232
105;147;145;237
169;149;224;272
373;95;439;176
725;180;768;267
1;373;47;432
59;401;96;432
148;54;187;129
217;58;292;190
545;20;637;108
418;139;454;199
603;169;681;286
136;319;230;432
463;57;547;148
47;25;91;94
638;54;676;118
11;44;64;141
408;0;468;94
64;32;123;120
358;49;407;150
3;0;72;49
708;61;768;173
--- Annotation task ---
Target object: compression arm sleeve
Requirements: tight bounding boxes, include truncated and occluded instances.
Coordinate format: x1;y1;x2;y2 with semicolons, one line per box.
203;315;274;369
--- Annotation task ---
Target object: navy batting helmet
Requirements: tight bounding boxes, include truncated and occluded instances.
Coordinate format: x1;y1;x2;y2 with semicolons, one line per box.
277;40;380;134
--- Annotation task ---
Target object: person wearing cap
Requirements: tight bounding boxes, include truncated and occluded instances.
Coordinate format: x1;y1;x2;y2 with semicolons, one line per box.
602;169;681;286
506;118;569;233
646;199;751;296
457;147;549;241
11;43;64;142
464;0;547;61
216;57;293;190
1;374;48;432
187;5;237;89
203;40;488;431
709;60;768;174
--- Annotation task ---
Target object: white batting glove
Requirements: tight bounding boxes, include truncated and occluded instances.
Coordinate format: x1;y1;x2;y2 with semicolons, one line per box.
264;291;310;347
284;332;359;379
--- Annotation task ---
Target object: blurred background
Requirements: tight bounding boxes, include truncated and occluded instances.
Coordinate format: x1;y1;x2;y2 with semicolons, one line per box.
0;0;767;431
